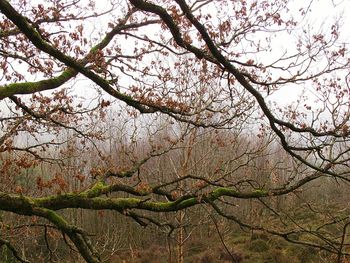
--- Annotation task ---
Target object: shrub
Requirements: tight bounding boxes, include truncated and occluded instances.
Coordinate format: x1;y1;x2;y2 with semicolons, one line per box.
248;239;270;252
262;249;293;263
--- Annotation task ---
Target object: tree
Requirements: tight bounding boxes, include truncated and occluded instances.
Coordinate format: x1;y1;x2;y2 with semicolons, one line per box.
0;0;350;262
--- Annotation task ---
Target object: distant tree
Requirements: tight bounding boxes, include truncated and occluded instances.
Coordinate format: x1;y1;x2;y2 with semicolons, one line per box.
0;0;350;262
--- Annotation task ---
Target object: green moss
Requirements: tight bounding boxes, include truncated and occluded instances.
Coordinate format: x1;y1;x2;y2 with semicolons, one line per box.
35;192;76;204
0;69;76;98
82;181;107;198
175;197;198;209
39;208;69;230
112;198;142;209
210;187;233;199
252;189;268;196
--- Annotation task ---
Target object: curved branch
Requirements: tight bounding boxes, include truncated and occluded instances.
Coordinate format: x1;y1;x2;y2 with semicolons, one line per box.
0;237;29;263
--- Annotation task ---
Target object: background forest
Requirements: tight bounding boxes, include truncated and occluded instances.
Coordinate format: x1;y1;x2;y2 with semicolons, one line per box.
0;0;350;262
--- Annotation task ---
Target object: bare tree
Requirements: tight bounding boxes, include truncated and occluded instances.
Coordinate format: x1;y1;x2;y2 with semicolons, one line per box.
0;0;350;262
